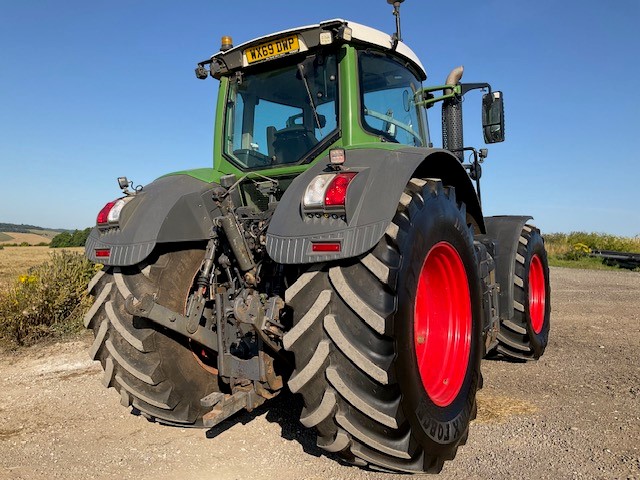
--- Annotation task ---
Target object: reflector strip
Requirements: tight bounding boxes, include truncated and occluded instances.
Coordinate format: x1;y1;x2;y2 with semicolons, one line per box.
95;249;111;258
312;242;341;253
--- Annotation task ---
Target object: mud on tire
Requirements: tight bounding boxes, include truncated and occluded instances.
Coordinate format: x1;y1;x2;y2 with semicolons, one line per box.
283;179;484;473
84;246;219;426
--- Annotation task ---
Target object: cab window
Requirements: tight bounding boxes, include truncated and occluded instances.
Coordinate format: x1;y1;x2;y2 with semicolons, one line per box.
224;53;338;170
358;50;428;147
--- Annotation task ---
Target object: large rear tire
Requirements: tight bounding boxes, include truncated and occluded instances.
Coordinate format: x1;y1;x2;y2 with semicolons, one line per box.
284;179;483;473
495;225;551;360
84;246;219;426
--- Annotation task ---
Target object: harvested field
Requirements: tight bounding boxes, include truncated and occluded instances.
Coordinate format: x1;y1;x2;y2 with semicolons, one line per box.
0;232;52;245
0;246;85;288
27;229;61;239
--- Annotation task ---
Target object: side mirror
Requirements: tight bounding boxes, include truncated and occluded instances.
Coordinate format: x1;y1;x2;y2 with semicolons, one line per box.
482;91;505;143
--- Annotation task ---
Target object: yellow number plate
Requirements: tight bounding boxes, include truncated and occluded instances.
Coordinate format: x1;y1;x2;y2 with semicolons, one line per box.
244;35;300;64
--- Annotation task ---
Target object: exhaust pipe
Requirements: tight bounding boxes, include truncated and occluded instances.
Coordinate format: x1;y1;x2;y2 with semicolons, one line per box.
442;66;464;161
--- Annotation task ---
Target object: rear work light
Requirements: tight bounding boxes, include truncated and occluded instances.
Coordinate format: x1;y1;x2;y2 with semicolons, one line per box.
329;148;346;166
96;197;132;227
303;172;357;210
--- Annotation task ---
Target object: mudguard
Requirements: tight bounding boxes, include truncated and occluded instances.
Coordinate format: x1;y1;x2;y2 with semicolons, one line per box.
481;215;533;322
85;174;220;266
266;147;484;264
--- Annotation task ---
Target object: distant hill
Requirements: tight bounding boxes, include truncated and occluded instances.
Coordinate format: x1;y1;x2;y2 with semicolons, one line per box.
0;223;70;235
0;222;72;245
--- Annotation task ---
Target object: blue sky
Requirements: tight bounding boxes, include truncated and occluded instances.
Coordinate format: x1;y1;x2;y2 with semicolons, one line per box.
1;0;639;236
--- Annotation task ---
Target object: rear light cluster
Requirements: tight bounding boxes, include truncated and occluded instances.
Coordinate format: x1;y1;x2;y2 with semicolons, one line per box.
96;197;132;228
303;168;357;255
303;172;357;210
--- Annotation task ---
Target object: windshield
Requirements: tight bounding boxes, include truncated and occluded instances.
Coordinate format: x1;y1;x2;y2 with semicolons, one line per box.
224;53;338;170
359;50;428;147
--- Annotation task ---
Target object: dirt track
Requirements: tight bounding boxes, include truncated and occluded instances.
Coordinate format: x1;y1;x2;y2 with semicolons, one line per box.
1;267;639;479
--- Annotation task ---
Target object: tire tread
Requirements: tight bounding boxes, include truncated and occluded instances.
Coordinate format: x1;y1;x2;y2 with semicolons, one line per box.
493;225;550;361
285;178;477;472
86;248;219;427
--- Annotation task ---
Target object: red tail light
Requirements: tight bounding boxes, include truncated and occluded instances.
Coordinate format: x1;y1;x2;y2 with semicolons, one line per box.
324;172;357;207
97;201;117;225
96;197;132;227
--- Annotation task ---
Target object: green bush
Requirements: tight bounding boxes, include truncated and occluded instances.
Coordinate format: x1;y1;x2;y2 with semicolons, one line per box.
545;232;640;269
0;251;99;347
544;232;640;256
50;228;91;248
569;232;640;252
561;242;591;261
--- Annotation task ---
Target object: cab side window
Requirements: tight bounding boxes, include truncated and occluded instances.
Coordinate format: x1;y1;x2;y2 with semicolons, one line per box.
358;50;426;147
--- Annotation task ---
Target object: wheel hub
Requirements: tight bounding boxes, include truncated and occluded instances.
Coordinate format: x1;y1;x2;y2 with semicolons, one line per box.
414;242;472;407
528;254;546;334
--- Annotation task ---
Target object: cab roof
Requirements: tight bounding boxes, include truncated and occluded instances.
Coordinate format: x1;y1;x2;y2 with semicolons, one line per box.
204;19;426;81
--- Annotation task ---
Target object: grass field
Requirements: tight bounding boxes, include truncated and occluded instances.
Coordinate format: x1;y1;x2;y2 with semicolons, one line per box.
547;256;620;270
0;232;52;245
0;246;84;288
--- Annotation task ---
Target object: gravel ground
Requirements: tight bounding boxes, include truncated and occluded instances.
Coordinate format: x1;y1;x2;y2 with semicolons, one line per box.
0;267;638;479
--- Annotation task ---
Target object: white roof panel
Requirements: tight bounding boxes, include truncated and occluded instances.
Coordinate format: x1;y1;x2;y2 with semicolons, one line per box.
212;18;427;79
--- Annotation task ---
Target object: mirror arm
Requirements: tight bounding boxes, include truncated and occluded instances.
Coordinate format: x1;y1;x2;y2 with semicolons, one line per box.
416;82;493;108
415;84;462;108
460;82;492;96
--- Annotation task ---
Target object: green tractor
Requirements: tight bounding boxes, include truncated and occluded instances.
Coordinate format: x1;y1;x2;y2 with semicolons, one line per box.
84;1;550;473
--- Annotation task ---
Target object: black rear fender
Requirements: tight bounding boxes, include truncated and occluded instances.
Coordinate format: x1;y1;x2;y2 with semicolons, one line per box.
85;175;220;266
480;216;533;322
266;147;483;264
412;151;485;234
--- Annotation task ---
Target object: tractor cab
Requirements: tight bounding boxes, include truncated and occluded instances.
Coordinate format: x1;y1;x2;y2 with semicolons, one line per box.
196;19;430;173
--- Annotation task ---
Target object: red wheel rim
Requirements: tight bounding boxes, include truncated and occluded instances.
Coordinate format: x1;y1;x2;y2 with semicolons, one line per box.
414;242;472;407
528;254;546;334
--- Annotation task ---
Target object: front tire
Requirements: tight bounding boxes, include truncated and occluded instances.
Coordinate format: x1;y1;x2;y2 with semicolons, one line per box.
495;225;551;360
284;179;483;473
84;246;219;426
